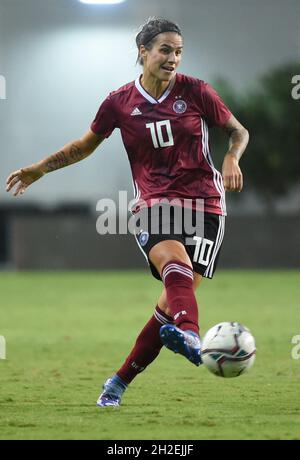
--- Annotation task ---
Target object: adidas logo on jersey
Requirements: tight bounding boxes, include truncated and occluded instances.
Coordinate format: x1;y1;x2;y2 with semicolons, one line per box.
130;107;142;116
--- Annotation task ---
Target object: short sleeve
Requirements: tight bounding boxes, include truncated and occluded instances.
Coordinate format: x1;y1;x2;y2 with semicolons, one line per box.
200;82;232;127
90;95;118;138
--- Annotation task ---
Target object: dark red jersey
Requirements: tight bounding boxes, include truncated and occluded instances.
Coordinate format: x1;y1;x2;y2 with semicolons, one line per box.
91;73;231;215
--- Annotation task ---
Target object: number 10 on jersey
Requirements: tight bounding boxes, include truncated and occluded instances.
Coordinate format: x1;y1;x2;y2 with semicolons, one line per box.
146;120;174;148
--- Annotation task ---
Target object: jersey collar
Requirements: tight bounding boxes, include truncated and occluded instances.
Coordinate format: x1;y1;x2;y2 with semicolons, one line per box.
135;74;176;104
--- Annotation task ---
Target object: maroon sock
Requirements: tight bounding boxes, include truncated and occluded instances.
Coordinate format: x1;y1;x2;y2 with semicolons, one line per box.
161;260;199;334
117;306;173;384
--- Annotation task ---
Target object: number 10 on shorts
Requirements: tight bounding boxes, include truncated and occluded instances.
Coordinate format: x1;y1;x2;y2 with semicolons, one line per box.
193;236;214;266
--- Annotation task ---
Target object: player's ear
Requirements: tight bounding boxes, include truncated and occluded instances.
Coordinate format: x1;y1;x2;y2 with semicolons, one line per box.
139;45;147;63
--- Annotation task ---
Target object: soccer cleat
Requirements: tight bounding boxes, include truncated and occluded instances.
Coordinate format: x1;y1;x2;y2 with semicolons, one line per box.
159;324;202;366
96;375;127;407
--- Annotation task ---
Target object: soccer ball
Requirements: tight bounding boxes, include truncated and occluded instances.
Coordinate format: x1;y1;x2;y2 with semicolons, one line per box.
201;322;256;378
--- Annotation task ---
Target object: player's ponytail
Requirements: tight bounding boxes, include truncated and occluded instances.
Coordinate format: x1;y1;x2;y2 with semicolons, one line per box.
135;17;182;65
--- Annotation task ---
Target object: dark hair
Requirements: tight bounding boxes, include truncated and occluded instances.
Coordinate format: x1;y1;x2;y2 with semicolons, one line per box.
135;17;182;65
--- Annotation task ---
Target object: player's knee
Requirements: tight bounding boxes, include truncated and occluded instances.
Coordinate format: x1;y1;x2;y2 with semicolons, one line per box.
158;255;191;277
149;241;191;275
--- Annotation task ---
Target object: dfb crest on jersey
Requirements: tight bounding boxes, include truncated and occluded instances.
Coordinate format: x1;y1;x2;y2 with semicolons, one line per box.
139;231;149;247
173;99;187;114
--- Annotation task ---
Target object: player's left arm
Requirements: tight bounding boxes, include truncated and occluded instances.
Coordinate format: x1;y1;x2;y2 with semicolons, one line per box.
221;114;249;192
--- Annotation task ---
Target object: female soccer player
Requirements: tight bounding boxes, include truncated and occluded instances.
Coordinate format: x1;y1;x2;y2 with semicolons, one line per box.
6;18;249;407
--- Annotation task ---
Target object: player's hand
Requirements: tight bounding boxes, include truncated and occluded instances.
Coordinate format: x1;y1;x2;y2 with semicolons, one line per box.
222;153;243;192
6;164;45;196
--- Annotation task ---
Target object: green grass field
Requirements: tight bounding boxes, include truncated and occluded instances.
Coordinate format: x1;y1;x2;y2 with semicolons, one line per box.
0;270;300;440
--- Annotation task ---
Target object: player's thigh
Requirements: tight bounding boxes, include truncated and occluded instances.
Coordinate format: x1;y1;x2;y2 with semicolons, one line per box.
149;239;192;275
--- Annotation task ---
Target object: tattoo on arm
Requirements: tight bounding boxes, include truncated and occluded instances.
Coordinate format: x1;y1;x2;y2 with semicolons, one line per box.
69;144;84;162
227;129;249;162
45;150;68;172
222;116;249;162
44;144;85;173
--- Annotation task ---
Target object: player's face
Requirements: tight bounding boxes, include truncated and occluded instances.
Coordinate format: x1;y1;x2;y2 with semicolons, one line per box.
141;32;183;82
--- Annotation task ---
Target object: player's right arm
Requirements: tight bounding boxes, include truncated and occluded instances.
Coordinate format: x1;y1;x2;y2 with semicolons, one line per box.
6;129;104;196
